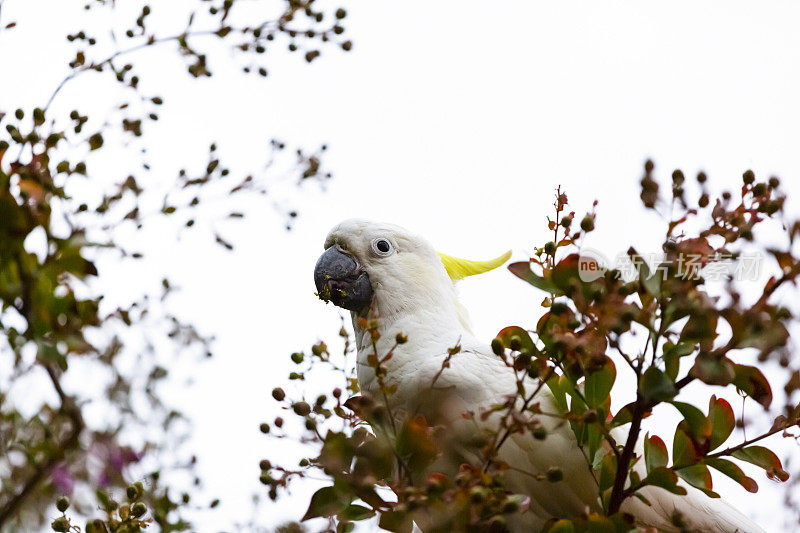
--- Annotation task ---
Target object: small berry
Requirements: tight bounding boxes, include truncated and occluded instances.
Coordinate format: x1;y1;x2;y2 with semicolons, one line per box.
56;496;70;512
546;466;563;482
292;402;311;416
51;517;70;532
131;502;147;517
491;338;504;356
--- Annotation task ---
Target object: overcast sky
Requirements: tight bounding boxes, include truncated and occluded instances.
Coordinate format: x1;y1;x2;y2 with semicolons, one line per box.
3;1;800;531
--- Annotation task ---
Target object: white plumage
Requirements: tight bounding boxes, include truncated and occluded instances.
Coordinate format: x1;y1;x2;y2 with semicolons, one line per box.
319;219;765;533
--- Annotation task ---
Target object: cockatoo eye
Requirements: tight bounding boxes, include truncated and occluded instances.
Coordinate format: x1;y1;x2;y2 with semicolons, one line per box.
371;238;393;255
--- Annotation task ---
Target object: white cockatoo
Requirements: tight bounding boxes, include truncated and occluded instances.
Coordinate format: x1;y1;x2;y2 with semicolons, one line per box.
313;219;765;533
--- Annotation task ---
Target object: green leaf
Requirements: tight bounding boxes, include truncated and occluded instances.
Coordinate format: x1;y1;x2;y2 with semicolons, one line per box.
609;402;635;428
546;519;576;533
585;514;616;532
378;509;413;533
508;262;562;294
672;427;698;467
662;341;694;381
644;434;668;474
670;401;710;440
551;254;583;293
337;522;355;533
585;356;616;408
690;353;735;386
496;326;538;356
546;374;569;413
340;504;375;521
627;247;661;297
732;364;773;409
731;446;789;481
396;416;437;472
642;467;687;496
705;457;758;493
640;366;677;403
302;486;349;521
707;396;734;450
676;464;717;497
680;311;718;344
597;453;617;492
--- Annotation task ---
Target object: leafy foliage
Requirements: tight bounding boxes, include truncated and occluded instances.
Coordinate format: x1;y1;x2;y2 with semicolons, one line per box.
0;0;349;530
264;165;800;531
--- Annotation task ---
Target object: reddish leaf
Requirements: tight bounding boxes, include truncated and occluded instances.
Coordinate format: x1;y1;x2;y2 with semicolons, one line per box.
644;434;668;474
552;254;582;292
705;457;758;493
732;364;773;408
732;446;790;482
707;396;735;450
673;427;699;467
496;326;538;356
396;416;437;472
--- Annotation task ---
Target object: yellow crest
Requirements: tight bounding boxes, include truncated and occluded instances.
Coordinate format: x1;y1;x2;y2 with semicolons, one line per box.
437;250;512;281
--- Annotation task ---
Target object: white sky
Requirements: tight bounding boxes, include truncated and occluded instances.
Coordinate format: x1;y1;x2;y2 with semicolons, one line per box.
3;1;800;531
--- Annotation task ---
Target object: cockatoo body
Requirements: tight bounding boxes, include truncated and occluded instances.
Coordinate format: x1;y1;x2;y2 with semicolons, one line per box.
313;219;765;533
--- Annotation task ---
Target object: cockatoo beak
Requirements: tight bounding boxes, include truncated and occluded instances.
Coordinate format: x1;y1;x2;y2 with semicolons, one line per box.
313;246;373;313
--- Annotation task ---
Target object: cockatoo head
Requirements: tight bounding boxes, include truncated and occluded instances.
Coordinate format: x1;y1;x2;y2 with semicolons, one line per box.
313;219;510;325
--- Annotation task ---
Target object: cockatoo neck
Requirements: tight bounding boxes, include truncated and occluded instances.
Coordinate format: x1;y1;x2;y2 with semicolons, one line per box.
351;279;470;368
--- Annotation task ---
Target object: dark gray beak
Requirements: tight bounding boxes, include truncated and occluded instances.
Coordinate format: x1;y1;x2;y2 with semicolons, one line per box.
314;247;373;314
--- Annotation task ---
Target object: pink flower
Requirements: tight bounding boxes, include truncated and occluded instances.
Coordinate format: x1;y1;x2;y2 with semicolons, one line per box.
51;463;74;495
